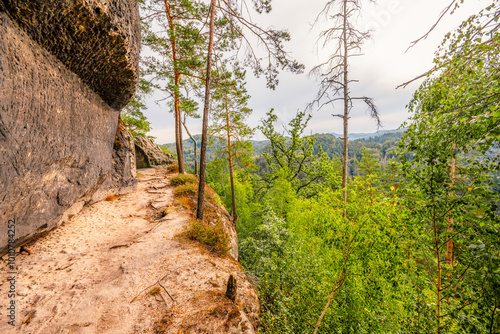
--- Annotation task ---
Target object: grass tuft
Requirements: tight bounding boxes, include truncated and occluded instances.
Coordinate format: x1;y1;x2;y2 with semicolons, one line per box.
171;173;198;186
166;163;179;173
174;183;198;197
186;219;230;256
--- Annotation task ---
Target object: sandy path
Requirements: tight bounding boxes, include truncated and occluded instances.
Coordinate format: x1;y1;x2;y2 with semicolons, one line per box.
0;168;259;334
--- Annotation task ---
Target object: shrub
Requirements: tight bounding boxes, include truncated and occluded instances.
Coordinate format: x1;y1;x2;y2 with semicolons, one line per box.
167;162;179;173
186;219;230;256
171;173;198;186
174;183;198;197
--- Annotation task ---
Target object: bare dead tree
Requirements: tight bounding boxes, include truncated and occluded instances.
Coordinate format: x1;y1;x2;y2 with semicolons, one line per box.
310;0;380;217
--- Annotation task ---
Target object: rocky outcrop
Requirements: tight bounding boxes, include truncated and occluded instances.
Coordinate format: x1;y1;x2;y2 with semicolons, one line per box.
0;0;140;254
135;135;175;168
113;119;137;184
0;169;260;333
0;0;140;109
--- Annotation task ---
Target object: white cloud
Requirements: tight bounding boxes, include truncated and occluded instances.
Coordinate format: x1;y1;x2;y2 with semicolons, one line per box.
142;0;491;144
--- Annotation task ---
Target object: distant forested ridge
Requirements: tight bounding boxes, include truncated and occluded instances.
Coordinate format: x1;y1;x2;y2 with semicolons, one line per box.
163;129;404;175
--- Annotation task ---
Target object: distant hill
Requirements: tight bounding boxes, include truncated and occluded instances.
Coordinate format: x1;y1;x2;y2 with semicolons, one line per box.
331;128;406;140
162;129;405;172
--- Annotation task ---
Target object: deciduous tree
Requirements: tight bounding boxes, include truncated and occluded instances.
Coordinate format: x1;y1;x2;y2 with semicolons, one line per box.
259;109;337;198
399;4;500;332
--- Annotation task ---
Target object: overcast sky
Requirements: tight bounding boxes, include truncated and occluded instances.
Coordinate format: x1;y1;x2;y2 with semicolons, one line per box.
141;0;492;144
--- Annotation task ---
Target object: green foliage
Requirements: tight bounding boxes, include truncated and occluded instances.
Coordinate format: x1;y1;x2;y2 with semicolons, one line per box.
239;176;417;333
186;219;230;255
259;109;340;197
397;4;500;332
161;145;174;156
210;64;255;167
122;77;153;136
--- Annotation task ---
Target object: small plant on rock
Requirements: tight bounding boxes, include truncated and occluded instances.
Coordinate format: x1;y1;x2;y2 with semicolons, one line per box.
167;162;179;173
174;183;198;197
171;173;198;186
186;219;230;256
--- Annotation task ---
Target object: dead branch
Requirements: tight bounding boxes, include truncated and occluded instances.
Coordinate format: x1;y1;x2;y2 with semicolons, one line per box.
406;0;457;52
396;69;434;89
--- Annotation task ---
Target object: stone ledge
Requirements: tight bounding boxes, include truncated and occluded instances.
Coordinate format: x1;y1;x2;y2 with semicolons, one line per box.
1;0;140;110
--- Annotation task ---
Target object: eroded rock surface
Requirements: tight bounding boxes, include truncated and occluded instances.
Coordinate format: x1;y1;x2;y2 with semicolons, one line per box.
0;0;140;254
1;0;140;109
135;135;175;169
0;169;260;333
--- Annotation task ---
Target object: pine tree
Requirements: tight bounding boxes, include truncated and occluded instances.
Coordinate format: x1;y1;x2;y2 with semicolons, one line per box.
196;0;304;220
141;0;208;173
210;64;254;223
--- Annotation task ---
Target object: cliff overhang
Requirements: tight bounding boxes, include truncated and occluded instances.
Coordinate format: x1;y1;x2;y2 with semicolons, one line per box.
1;0;140;110
0;0;140;254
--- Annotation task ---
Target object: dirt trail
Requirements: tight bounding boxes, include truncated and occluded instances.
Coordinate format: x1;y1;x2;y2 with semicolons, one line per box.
0;168;259;333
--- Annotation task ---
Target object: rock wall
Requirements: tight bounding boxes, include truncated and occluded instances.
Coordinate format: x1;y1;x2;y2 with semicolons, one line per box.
1;0;140;109
0;0;140;254
135;135;175;169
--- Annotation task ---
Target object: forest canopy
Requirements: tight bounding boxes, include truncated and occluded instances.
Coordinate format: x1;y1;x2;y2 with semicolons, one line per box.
126;1;500;332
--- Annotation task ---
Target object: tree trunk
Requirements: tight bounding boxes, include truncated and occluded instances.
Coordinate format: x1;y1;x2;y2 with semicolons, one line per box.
182;117;198;175
196;0;216;220
446;143;456;266
164;0;184;174
225;99;237;224
433;204;442;334
342;0;349;218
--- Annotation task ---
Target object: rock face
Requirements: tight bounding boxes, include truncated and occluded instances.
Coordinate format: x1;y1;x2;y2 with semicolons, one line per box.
0;0;140;109
0;0;140;254
135;135;175;168
113;119;138;184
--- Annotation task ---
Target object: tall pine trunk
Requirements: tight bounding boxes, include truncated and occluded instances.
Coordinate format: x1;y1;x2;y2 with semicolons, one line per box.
225;94;237;223
164;0;184;173
196;0;216;220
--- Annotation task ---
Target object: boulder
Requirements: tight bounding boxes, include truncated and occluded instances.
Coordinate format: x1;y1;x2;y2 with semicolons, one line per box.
134;135;175;168
0;0;140;255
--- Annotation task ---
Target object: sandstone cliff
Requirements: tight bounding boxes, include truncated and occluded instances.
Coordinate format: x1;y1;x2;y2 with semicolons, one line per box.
0;0;140;254
0;169;260;333
135;135;176;169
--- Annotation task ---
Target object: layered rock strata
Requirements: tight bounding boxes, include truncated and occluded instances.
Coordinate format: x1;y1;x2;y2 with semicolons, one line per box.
135;135;175;169
0;0;140;254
